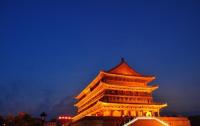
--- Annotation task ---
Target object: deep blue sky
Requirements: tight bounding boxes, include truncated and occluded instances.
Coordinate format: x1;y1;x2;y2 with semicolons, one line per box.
0;0;200;118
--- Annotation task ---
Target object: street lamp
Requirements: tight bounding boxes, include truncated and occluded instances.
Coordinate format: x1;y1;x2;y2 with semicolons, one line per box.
40;112;47;126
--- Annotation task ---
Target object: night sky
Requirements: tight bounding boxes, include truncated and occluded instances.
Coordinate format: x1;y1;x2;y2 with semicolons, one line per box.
0;0;200;118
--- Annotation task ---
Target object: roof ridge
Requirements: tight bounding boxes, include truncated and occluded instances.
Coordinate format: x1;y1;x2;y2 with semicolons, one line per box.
107;58;142;76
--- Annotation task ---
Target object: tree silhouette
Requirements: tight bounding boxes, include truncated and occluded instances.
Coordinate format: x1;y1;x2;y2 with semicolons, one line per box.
14;113;42;126
0;115;5;126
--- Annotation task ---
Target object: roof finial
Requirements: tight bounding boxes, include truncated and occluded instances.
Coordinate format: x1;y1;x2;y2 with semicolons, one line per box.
121;57;125;62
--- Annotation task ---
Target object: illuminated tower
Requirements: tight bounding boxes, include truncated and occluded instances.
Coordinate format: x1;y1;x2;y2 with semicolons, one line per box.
73;58;167;122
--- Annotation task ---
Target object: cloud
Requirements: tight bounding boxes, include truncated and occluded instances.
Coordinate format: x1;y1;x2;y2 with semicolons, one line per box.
0;80;59;116
48;95;76;119
0;80;77;118
0;80;36;115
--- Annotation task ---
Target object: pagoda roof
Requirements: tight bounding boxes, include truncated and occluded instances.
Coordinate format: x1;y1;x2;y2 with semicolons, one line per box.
75;59;155;99
107;58;143;76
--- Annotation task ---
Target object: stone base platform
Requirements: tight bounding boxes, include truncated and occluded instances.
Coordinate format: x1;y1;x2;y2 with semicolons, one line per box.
70;116;190;126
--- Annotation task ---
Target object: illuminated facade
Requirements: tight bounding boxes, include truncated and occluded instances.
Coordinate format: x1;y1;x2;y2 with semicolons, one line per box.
73;58;167;122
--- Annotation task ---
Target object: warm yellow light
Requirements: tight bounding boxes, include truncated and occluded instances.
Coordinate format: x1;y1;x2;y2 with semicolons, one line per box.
146;111;152;117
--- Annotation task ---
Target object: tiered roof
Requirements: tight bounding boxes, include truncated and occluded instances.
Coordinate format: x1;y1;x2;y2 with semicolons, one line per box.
76;58;155;99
